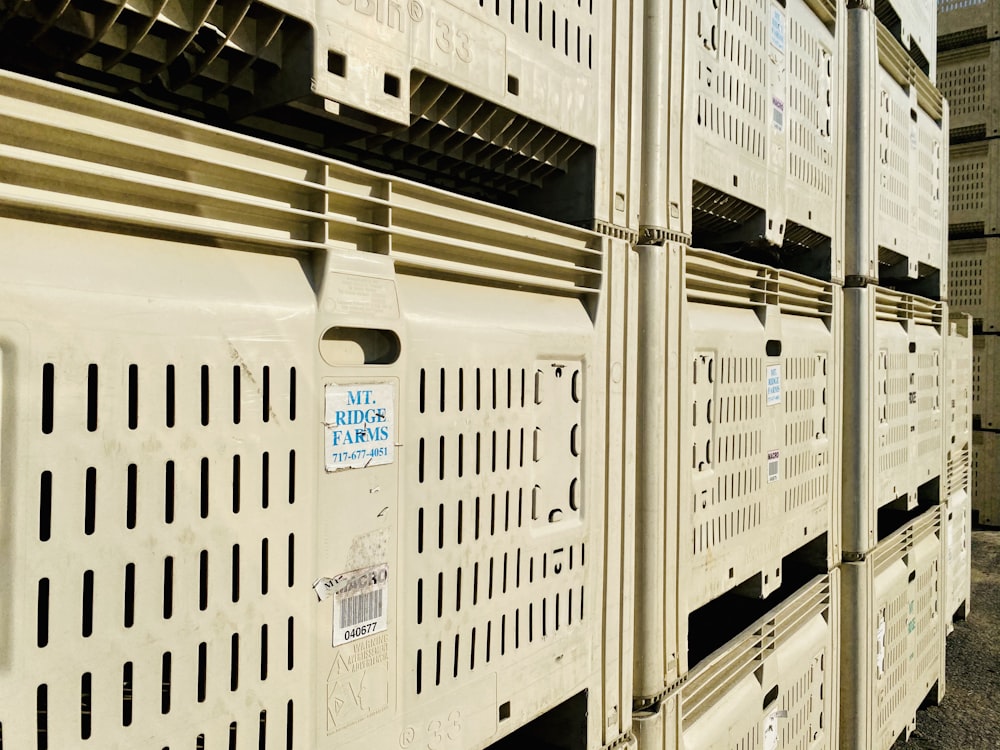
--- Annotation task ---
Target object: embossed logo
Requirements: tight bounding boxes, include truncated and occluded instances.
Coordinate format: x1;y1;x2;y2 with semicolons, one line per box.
337;0;424;31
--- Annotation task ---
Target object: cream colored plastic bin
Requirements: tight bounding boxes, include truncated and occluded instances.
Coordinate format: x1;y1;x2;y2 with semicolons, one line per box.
938;41;1000;141
0;70;636;750
846;11;946;287
681;249;840;611
972;333;1000;429
949;239;1000;332
839;506;945;750
971;429;1000;526
681;0;845;280
632;245;841;704
633;574;839;750
842;286;944;553
0;0;642;231
949;138;1000;238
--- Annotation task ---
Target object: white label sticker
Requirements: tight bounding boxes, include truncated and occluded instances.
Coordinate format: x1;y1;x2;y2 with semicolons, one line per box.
762;710;788;750
766;365;782;406
768;450;780;483
331;564;389;647
770;7;786;53
324;383;394;471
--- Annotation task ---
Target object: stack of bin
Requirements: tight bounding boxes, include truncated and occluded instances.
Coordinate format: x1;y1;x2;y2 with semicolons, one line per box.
839;3;951;749
0;0;642;743
938;0;1000;528
631;1;845;748
0;0;979;748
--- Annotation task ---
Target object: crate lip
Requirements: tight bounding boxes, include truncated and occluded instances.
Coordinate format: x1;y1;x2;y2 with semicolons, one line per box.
0;69;603;244
0;69;610;296
876;21;943;122
685;247;836;318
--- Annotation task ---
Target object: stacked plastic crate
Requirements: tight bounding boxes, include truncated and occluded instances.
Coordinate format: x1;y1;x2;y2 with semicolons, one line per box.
938;1;1000;528
631;2;844;748
0;1;644;748
944;314;973;624
840;3;949;748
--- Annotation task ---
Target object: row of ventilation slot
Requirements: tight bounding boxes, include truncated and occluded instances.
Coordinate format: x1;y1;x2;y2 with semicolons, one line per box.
416;430;579;482
414;586;584;694
36;539;296;645
30;684;295;749
416;494;585;550
37;451;297;539
415;545;585;621
418;366;579;414
40;363;298;433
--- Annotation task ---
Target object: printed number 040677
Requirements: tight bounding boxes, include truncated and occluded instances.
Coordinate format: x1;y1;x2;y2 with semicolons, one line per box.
343;623;378;641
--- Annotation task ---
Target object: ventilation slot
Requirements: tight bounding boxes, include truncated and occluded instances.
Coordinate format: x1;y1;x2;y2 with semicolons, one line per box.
161;652;172;714
39;471;52;541
36;684;47;750
41;364;54;434
122;662;133;727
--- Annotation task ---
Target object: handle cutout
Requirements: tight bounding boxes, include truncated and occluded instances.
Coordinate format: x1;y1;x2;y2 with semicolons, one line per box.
320;327;399;366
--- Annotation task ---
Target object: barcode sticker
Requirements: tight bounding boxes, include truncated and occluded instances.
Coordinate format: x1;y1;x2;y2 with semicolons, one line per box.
768;450;780;483
329;564;389;647
772;97;784;132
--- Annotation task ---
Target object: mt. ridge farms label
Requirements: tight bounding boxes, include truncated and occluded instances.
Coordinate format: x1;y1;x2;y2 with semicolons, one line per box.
324;383;395;471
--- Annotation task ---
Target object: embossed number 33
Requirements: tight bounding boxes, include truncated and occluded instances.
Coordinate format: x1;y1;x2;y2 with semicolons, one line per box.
426;711;461;749
435;19;472;63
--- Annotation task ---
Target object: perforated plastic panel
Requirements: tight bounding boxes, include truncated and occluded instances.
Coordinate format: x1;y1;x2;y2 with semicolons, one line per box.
911;298;944;490
949;138;999;237
0;70;637;750
680;574;839;750
686;0;843;269
943;483;971;621
937;41;1000;141
0;0;642;230
842;287;944;553
682;249;840;612
873;22;946;280
938;0;1000;51
913;102;946;278
971;334;1000;428
945;314;973;454
873;51;914;263
840;507;944;750
0;223;316;750
948;239;1000;332
972;429;1000;526
871;294;913;507
785;0;842;260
